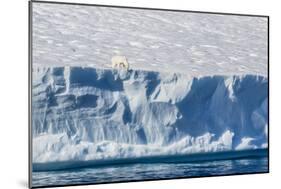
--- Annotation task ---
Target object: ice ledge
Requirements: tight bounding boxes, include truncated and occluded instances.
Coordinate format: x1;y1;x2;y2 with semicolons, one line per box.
32;66;268;164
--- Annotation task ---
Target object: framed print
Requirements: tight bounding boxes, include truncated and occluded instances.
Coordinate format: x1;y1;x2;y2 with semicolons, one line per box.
29;1;269;188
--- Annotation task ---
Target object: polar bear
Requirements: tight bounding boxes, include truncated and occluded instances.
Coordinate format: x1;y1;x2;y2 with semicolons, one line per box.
111;55;129;70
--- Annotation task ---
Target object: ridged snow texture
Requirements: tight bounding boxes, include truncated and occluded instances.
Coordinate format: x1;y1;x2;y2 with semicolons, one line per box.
32;66;268;163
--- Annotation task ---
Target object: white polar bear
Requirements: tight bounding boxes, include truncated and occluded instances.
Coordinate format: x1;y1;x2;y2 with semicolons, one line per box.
111;56;129;70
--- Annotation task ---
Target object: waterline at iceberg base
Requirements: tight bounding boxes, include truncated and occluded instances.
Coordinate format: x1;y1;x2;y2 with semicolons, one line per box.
32;66;268;186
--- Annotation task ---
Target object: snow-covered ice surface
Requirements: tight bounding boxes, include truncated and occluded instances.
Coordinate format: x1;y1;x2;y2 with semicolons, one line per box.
31;2;268;167
32;3;268;76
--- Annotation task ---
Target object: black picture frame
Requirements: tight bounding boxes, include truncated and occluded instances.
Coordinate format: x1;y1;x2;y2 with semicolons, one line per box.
28;1;270;188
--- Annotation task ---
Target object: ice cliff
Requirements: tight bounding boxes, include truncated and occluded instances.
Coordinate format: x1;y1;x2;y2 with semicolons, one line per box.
32;66;268;163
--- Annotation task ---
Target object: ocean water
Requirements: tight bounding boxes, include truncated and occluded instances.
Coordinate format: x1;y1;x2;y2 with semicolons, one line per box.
32;157;268;188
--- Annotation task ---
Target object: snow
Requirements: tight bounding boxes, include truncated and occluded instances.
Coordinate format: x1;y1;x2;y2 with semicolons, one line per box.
32;67;268;163
32;3;268;76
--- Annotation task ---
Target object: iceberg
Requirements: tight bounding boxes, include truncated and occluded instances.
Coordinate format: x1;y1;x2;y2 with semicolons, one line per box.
32;66;268;170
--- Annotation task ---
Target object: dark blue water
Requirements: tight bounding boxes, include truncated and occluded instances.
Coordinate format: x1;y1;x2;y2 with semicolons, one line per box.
32;157;268;187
